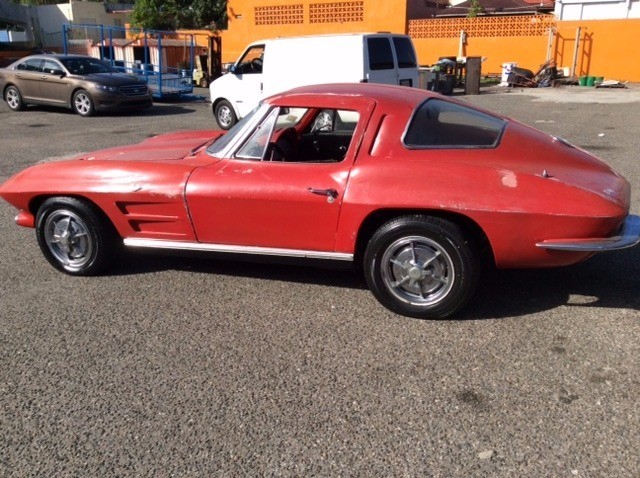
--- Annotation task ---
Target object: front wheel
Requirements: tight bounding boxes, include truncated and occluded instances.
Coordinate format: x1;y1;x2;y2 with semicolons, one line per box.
364;215;479;320
214;99;237;130
72;89;95;117
36;197;119;275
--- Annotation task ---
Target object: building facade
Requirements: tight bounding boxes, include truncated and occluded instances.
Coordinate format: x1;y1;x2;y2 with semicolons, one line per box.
554;0;640;20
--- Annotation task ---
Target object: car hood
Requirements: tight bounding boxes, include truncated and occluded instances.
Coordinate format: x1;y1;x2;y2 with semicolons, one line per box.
77;130;226;163
0;130;227;211
78;72;148;86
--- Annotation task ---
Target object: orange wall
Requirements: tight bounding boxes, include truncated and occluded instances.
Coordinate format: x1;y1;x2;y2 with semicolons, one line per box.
220;4;640;82
221;0;407;63
413;19;640;81
553;19;640;81
412;36;551;74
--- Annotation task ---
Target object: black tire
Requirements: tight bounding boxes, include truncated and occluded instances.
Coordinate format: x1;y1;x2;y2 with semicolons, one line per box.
35;197;119;276
199;77;209;88
72;89;95;117
5;85;25;111
214;99;237;130
363;215;479;319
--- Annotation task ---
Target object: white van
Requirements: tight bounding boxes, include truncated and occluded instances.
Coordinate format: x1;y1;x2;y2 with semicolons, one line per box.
209;33;419;129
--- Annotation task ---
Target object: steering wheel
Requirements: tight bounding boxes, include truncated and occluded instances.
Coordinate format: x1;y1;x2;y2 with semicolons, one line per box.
250;57;263;72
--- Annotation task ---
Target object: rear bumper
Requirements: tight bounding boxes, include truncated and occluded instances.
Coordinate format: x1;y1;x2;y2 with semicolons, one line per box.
536;214;640;251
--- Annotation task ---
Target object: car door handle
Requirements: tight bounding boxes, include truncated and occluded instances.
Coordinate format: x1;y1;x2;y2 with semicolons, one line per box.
307;187;338;199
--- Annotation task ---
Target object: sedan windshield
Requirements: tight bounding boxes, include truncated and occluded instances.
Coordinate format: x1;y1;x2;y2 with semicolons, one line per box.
59;57;118;75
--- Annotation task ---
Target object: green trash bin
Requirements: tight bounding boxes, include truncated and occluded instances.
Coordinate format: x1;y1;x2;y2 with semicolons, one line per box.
579;76;588;86
586;76;596;87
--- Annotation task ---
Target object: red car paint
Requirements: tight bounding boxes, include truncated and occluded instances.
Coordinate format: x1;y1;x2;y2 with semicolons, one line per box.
1;83;637;319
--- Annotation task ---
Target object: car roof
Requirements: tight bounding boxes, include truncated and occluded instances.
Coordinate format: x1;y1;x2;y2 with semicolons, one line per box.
249;32;409;45
267;83;437;109
16;54;99;62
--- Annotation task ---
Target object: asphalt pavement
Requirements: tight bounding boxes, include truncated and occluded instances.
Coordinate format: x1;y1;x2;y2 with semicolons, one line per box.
0;85;638;477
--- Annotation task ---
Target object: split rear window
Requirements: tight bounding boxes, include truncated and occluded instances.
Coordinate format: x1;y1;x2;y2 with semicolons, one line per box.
404;99;505;149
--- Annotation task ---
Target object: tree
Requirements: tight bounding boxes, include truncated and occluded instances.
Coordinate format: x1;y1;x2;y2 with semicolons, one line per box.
131;0;227;31
467;0;483;18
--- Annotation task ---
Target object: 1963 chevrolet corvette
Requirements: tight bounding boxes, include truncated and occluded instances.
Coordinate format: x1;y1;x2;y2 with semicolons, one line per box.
1;83;638;319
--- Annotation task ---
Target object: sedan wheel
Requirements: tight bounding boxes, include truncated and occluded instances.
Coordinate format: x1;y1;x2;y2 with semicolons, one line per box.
36;197;118;275
73;89;95;117
5;86;25;111
364;215;479;319
215;100;237;130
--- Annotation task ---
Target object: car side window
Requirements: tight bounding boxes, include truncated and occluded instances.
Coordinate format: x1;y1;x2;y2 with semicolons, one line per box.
233;106;360;163
42;60;64;75
17;59;42;72
404;99;505;149
235;45;264;74
293;108;360;163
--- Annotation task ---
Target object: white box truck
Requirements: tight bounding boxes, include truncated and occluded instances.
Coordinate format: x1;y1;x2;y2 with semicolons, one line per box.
210;33;419;129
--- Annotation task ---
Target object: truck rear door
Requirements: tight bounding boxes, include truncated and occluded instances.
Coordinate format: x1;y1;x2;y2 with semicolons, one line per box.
391;35;419;87
365;36;398;85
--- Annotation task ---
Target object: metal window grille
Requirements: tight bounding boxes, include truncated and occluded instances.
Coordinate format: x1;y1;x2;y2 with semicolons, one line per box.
309;1;365;24
255;5;304;25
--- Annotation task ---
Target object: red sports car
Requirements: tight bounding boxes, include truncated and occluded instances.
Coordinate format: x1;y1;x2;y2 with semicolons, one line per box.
1;84;638;319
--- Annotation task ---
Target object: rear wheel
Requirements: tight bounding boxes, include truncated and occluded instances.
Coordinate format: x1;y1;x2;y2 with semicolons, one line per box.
214;99;237;130
36;197;119;275
72;89;95;117
199;77;209;88
364;215;479;319
5;85;25;111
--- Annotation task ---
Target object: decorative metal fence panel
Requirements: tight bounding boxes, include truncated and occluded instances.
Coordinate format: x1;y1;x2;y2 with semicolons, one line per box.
252;1;365;25
309;1;365;23
255;5;305;25
409;15;556;39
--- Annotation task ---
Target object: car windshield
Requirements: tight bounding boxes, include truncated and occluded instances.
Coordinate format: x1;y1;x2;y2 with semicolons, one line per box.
206;105;265;157
59;57;118;75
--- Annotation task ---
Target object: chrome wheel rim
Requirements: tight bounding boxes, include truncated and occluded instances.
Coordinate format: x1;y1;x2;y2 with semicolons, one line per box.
380;235;455;306
6;88;20;109
74;92;92;115
217;105;233;128
44;209;93;270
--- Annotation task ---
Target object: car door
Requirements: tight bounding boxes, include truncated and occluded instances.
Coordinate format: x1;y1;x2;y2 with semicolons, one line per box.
229;44;265;119
185;98;374;253
39;59;70;105
13;58;43;101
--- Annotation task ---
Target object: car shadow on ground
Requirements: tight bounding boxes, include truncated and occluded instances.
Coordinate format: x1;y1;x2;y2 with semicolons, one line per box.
109;246;640;320
17;104;198;117
463;247;640;319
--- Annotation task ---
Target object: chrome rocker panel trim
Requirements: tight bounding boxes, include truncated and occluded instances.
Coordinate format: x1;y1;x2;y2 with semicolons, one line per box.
123;238;354;261
536;214;640;252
